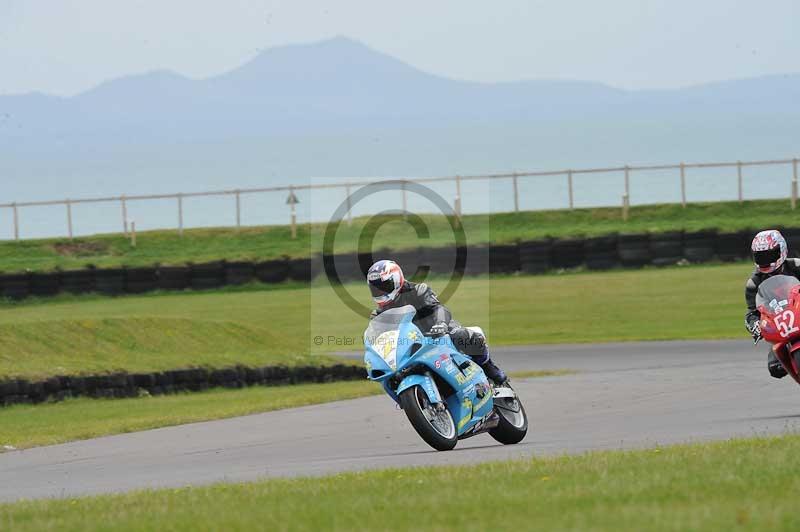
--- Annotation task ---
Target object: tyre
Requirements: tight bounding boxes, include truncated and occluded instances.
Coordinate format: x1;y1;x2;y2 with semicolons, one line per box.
489;389;528;444
585;234;619;271
683;230;717;263
399;386;458;451
618;233;651;267
519;239;552;274
551;238;585;269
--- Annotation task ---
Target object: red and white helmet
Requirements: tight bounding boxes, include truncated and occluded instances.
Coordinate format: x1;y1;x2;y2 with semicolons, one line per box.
751;229;788;274
366;260;405;307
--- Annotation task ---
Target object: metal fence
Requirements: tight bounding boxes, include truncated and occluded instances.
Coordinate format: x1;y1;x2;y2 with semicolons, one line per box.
1;156;798;241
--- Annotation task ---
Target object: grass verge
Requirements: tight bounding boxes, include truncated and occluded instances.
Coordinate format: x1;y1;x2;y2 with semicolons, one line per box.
0;262;752;380
0;370;569;450
0;381;378;450
3;433;800;531
0;199;793;272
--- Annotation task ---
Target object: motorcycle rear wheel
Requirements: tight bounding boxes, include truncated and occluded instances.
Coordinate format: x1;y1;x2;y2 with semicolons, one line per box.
399;386;458;451
489;390;528;444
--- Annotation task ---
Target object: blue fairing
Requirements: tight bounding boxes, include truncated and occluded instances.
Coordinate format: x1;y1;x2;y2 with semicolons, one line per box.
364;305;494;438
396;374;441;404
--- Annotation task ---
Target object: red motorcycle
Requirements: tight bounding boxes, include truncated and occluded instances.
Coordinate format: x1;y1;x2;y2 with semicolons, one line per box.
757;275;800;384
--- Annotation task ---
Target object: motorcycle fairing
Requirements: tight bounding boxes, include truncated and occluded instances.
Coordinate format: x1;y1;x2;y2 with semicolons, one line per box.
363;305;496;438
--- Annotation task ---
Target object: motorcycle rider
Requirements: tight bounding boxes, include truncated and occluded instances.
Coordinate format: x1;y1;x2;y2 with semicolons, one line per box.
745;229;800;378
366;259;508;385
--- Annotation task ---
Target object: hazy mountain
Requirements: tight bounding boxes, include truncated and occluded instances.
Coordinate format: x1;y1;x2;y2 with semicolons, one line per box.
3;36;798;145
0;36;798;237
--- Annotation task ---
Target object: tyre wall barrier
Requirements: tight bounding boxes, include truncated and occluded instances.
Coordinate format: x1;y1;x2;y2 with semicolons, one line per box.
779;227;800;257
683;230;718;263
618;233;651;267
288;257;314;282
551;238;585;269
125;267;159;294
650;231;684;267
489;244;520;274
0;228;775;301
584;234;619;271
0;273;30;300
158;266;191;290
255;259;289;284
29;272;61;297
0;363;367;407
518;239;552;274
464;245;490;275
95;268;125;296
425;246;458;276
714;230;750;262
224;262;255;286
61;268;96;294
322;254;362;284
190;262;225;290
392;247;430;281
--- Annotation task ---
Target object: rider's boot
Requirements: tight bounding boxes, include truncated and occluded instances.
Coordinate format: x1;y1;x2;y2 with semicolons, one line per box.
480;359;508;386
768;349;788;379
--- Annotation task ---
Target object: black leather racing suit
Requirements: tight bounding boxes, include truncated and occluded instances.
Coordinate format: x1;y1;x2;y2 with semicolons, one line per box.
745;258;800;377
370;281;506;382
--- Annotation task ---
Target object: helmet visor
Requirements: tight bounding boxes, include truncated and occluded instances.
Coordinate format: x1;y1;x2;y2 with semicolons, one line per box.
754;247;781;267
369;278;396;297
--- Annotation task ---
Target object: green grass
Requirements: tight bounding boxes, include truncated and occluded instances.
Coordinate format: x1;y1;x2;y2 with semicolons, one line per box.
0;381;380;450
0;262;752;380
0;369;567;450
0;199;793;273
4;433;800;531
0;317;323;378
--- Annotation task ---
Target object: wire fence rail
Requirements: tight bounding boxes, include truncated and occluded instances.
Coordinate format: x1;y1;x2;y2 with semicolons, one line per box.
2;156;799;241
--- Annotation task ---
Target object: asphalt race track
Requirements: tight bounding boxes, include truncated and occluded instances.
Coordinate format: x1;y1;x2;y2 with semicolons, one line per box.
3;340;800;503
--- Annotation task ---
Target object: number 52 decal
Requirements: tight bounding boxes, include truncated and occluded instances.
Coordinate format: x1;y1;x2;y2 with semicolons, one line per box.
774;310;800;338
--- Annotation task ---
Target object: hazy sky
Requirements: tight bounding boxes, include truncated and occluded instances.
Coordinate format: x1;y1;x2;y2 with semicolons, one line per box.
1;0;797;96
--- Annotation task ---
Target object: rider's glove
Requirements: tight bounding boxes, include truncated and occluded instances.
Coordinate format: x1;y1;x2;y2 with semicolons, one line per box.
747;320;762;342
429;323;448;337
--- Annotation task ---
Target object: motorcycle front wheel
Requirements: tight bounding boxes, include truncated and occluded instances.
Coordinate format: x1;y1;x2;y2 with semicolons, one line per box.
399;386;458;451
489;389;528;444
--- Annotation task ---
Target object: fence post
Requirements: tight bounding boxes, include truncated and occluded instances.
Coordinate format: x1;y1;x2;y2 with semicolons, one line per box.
624;165;630;201
567;170;574;210
177;194;184;237
792;158;798;210
512;172;519;212
622;194;630;221
12;202;19;241
454;175;462;218
737;161;743;203
622;165;631;221
289;186;298;239
131;220;137;247
680;162;687;208
121;195;128;236
66;200;73;241
235;190;241;230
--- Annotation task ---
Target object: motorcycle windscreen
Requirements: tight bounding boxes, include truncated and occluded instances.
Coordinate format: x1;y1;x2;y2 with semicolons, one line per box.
364;305;417;369
757;275;800;342
756;275;800;317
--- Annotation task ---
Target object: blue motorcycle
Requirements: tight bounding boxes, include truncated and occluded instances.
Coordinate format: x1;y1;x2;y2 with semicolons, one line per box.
364;305;528;451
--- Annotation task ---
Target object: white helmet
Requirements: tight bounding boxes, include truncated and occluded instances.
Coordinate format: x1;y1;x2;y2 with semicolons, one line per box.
751;229;788;274
366;260;405;307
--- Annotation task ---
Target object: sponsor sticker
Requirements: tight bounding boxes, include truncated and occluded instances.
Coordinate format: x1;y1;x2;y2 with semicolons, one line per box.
455;364;479;385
